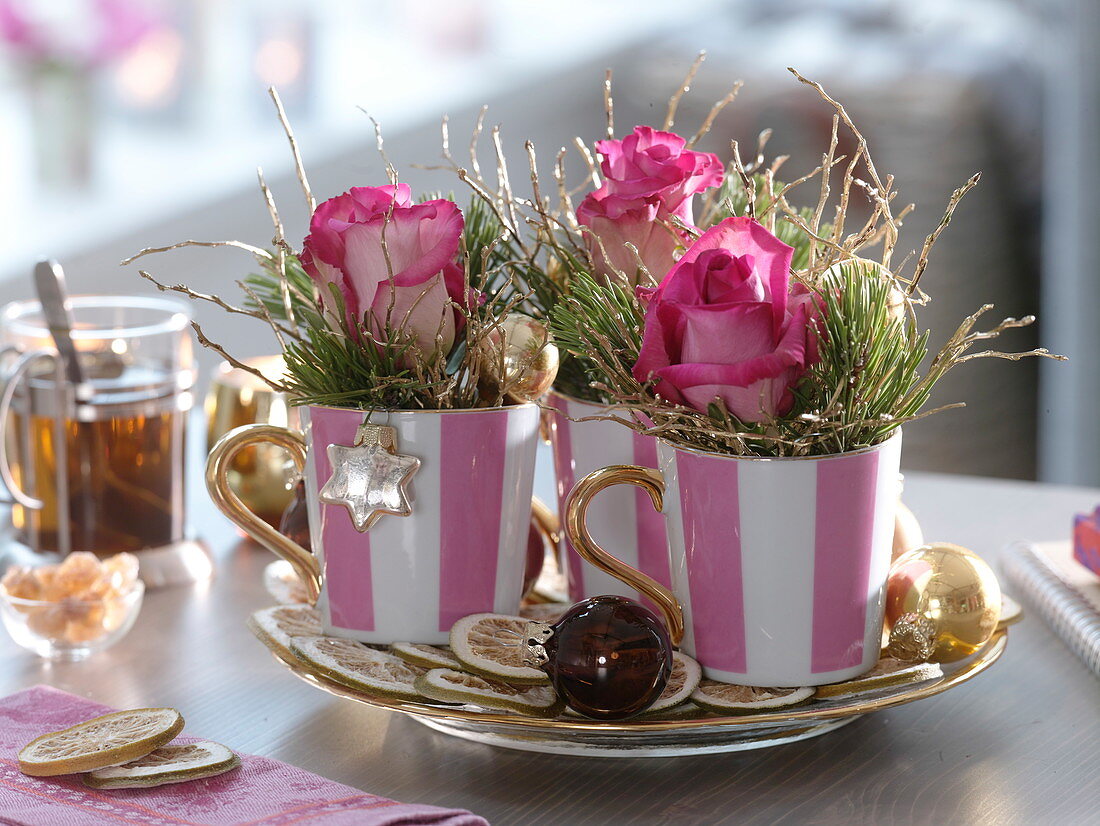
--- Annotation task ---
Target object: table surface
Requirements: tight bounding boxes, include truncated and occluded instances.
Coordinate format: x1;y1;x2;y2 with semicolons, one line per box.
3;461;1100;826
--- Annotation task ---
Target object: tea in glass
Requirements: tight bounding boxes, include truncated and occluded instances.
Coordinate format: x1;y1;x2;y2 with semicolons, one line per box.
0;296;194;558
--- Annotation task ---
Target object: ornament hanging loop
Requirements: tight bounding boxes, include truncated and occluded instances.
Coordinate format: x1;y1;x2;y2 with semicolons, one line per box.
522;621;553;667
886;612;937;662
565;464;685;646
354;422;396;452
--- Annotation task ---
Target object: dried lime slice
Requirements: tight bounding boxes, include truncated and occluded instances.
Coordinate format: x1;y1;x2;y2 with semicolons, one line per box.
389;643;462;670
645;652;702;714
690;682;815;715
83;740;240;789
638;701;705;721
291;636;424;700
248;605;322;660
519;602;569;624
449;613;548;684
998;595;1023;630
19;708;185;777
816;658;943;699
415;668;561;717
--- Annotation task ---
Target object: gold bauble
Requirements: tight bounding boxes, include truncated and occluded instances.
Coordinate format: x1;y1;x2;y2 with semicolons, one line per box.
478;313;559;403
884;542;1001;663
545;255;567;288
824;258;908;323
892;500;924;562
205;356;298;528
885;281;908;324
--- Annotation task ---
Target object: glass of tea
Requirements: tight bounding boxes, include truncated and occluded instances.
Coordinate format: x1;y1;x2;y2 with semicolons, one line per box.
0;296;197;570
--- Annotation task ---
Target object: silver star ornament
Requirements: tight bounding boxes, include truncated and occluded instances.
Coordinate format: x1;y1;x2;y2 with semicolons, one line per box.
318;423;420;532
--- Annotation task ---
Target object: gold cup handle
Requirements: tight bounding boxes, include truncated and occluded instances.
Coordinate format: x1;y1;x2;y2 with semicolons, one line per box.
530;497;562;559
564;465;684;646
206;424;321;604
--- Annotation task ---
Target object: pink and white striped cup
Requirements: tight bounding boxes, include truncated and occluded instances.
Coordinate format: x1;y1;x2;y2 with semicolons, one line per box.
547;393;671;602
565;433;902;687
207;404;540;644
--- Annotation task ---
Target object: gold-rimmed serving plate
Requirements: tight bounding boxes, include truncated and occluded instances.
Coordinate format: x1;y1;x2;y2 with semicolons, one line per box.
267;630;1007;757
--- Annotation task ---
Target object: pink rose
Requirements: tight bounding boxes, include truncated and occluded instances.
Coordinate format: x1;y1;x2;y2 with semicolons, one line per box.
574;197;681;287
0;0;154;67
577;126;722;284
301;185;467;360
595;126;724;222
632;217;817;423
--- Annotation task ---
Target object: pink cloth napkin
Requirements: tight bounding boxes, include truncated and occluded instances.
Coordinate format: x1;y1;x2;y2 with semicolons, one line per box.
0;686;488;826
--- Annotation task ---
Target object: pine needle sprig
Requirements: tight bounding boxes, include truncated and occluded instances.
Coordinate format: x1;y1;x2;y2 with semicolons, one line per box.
242;253;322;329
795;262;929;453
549;269;645;403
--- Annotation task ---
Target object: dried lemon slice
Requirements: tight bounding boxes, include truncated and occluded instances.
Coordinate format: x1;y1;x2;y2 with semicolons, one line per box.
998;595;1023;630
816;658;943;699
415;668;561;717
645;652;702;714
690;682;815;715
83;740;240;789
519;602;569;624
449;613;548;684
291;636;424;700
247;605;322;660
638;701;705;721
389;643;462;670
19;708;184;777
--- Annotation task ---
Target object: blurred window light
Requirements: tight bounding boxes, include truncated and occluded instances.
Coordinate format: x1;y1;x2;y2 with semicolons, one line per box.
254;36;304;88
1;0;155;68
112;25;183;108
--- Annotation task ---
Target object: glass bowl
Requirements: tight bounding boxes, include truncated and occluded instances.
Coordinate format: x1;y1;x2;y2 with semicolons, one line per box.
0;580;144;661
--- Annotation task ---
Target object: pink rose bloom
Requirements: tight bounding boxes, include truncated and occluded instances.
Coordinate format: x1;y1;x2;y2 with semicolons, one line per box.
574;197;681;288
0;0;153;68
301;185;467;360
595;126;724;222
632;217;817;423
577;126;722;284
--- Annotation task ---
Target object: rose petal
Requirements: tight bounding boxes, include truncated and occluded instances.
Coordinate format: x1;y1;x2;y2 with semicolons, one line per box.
369;271;456;358
657;356;800;422
633;301;687;404
347;184;413;216
676;302;776;365
576;195;680;285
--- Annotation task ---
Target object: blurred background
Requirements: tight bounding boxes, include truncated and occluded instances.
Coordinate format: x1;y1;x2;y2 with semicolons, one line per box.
0;0;1095;484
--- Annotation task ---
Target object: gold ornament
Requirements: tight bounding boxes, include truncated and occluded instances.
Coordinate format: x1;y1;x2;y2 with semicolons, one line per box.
478;313;559;403
884;542;1002;663
892;500;924;561
824;258;908;323
886;283;908;324
545;255;567;289
318;423;420;532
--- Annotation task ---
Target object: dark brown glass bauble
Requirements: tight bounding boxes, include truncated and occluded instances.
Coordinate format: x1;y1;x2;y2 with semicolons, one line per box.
541;595;672;720
278;480;311;552
522;521;544;598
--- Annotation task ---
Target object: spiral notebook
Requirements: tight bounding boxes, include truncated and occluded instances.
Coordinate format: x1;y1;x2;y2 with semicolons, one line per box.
1001;540;1100;677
